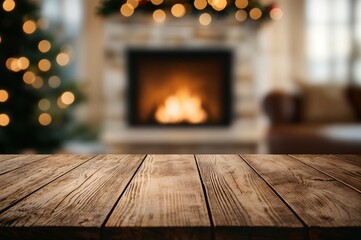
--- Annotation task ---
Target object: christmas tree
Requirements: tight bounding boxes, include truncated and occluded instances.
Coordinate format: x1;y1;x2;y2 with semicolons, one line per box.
0;0;80;153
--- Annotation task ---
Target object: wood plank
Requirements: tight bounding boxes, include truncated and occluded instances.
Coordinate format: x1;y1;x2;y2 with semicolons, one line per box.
0;155;49;175
243;155;361;240
290;155;361;193
331;155;361;168
0;155;18;162
104;154;211;240
0;154;94;213
0;154;145;240
196;155;304;240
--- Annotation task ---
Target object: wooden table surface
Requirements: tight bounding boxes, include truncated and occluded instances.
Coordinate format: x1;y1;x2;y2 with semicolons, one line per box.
0;154;360;240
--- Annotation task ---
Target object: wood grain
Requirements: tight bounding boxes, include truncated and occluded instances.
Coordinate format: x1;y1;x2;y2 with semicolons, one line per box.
243;155;361;240
0;155;49;175
196;155;304;240
0;154;145;240
104;154;211;240
0;154;94;213
0;155;18;162
291;155;361;193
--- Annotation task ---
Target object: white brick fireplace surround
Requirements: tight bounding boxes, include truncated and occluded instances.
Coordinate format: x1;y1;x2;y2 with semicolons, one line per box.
101;16;268;153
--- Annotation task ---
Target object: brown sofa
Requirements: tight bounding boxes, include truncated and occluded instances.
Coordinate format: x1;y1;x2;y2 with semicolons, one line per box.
263;86;361;154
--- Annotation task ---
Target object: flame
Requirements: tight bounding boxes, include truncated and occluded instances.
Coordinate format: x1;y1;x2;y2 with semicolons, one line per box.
155;89;208;124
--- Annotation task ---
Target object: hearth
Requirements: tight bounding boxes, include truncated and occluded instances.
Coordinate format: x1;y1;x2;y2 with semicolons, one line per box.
127;48;232;126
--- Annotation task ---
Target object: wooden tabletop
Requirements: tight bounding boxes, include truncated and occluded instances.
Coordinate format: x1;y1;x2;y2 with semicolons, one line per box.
0;154;360;240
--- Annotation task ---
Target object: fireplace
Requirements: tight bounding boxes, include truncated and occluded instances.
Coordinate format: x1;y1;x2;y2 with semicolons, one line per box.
127;48;232;126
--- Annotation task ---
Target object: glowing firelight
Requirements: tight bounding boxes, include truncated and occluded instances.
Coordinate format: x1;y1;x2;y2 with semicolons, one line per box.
155;89;208;124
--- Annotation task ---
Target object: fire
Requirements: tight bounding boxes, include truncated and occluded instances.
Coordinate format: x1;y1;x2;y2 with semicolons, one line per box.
155;89;208;124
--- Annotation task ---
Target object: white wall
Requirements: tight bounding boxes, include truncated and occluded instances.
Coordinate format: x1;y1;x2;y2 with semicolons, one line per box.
257;0;305;95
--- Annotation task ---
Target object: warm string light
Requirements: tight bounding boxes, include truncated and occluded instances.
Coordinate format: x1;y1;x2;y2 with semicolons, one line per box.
57;91;75;109
38;113;52;126
0;90;9;103
171;4;186;18
127;0;139;9
2;0;15;12
23;20;37;34
23;71;36;84
48;76;61;88
235;10;247;22
38;99;51;111
38;59;51;72
194;0;207;10
153;9;166;23
114;0;280;25
38;40;51;53
60;91;75;105
199;13;212;26
210;0;227;11
270;7;283;20
120;3;134;17
151;0;163;5
56;53;70;66
32;76;43;89
235;0;248;9
6;57;30;72
249;7;262;20
0;113;10;127
0;114;10;126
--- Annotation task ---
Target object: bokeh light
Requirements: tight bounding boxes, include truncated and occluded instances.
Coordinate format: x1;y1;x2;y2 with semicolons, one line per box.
151;0;163;6
120;3;134;17
2;0;15;12
32;76;44;89
38;59;51;72
48;76;61;88
153;9;166;23
249;8;262;20
270;7;283;20
235;10;247;22
38;113;52;126
235;0;248;9
127;0;139;9
211;0;227;11
60;91;75;105
0;90;9;103
38;40;51;53
194;0;207;10
0;114;10;127
38;99;51;111
23;71;36;84
171;4;186;18
17;57;29;70
23;20;37;34
56;53;70;66
199;13;212;26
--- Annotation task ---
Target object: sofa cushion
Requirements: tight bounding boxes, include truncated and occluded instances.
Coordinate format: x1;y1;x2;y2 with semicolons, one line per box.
302;85;356;123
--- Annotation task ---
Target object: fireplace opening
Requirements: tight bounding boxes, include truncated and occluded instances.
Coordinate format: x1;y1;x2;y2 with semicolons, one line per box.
127;48;232;126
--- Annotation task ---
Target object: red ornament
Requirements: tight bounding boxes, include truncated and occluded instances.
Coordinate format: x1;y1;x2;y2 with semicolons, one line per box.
139;0;148;5
268;3;277;10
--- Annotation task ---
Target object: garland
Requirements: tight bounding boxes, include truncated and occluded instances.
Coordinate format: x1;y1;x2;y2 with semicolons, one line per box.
98;0;279;23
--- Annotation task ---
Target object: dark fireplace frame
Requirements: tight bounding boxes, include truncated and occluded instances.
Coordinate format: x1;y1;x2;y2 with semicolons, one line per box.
126;48;233;127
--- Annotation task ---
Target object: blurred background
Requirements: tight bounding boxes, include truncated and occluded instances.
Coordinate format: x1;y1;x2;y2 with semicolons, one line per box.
0;0;360;154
